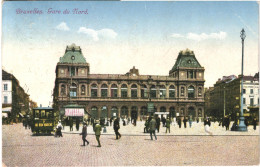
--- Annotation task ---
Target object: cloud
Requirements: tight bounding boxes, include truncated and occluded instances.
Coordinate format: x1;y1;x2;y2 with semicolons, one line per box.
56;22;70;31
171;31;227;41
171;33;184;38
78;27;117;41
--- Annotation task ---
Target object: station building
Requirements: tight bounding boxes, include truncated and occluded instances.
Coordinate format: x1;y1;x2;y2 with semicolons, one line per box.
53;44;205;120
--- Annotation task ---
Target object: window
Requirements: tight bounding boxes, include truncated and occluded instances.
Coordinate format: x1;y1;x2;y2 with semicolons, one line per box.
198;87;202;96
243;89;246;94
131;84;137;98
159;85;166;98
250;98;254;106
141;85;148;98
70;83;77;97
150;85;156;98
81;85;85;95
70;67;75;76
111;84;118;98
91;84;98;97
181;87;185;96
61;85;66;96
250;89;254;94
121;84;128;98
4;96;8;103
188;86;195;98
4;84;8;91
101;84;108;97
243;98;246;104
169;85;175;98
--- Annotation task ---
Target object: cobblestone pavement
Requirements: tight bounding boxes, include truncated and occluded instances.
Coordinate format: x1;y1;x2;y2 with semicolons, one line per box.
2;123;259;166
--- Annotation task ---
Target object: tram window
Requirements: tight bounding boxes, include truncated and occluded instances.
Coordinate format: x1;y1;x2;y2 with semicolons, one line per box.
41;110;45;118
35;110;39;118
46;112;49;118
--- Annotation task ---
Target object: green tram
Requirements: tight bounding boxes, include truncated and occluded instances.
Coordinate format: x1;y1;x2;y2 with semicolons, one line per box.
32;107;55;134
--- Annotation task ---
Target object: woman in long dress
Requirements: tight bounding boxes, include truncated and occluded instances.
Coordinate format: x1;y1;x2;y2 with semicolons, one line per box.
204;118;213;135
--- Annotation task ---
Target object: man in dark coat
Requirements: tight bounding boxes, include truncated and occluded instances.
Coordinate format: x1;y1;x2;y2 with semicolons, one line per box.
110;117;113;126
225;117;230;130
162;117;166;127
252;117;257;130
113;117;121;139
69;117;73;131
80;122;89;146
178;118;181;128
156;116;161;132
183;117;187;128
76;117;80;131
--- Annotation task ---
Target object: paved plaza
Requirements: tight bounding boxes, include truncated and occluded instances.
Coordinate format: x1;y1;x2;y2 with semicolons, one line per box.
2;122;259;166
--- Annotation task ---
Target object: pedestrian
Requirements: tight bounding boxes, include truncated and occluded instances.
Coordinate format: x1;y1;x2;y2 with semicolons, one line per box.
178;118;181;128
189;117;192;128
56;120;63;137
226;116;230;131
222;117;225;128
113;117;121;139
183;117;187;128
110;117;113;126
76;118;80;131
149;116;157;140
166;117;170;133
123;119;126;126
80;122;89;146
162;117;166;127
156;116;161;133
127;117;130;125
244;118;248;127
197;117;199;123
144;120;149;133
69;117;73;131
252;117;257;130
204;118;213;135
134;118;137;126
94;120;102;147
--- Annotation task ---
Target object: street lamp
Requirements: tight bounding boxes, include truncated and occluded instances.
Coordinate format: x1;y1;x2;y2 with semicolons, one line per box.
236;28;247;131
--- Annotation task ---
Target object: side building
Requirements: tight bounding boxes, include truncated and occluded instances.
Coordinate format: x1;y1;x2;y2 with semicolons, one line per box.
53;44;205;121
204;73;259;120
2;70;37;123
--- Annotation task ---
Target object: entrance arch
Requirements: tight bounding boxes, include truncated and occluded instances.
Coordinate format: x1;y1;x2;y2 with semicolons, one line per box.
111;107;118;118
101;106;108;119
121;106;128;119
90;107;98;119
188;106;196;120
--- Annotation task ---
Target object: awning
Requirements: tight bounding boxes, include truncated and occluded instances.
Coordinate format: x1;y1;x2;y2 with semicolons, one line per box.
2;107;12;112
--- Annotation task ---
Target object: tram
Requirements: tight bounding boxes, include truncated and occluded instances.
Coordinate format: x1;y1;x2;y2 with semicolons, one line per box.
31;107;55;134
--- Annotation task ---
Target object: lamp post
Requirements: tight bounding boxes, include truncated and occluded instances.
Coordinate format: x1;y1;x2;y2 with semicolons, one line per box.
236;28;247;131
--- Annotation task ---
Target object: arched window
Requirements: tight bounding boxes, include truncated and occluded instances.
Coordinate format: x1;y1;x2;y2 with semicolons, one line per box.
111;84;118;98
141;85;148;98
70;83;77;97
81;85;85;95
150;85;156;98
131;84;137;98
181;87;185;96
61;84;66;96
188;86;195;98
90;107;98;119
169;85;175;98
198;87;202;96
121;84;128;98
101;84;108;97
91;84;98;97
101;106;108;118
159;85;166;98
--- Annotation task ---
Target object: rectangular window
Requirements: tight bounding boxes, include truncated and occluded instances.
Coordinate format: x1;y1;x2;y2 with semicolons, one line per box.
131;89;137;98
4;84;8;91
243;89;246;94
150;89;156;98
250;89;253;94
71;67;75;76
4;96;8;103
243;98;246;104
169;90;175;98
91;89;97;97
101;89;107;97
111;89;118;98
159;90;166;98
250;98;254;106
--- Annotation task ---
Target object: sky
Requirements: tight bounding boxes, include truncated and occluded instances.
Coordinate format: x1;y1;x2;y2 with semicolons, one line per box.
2;1;259;107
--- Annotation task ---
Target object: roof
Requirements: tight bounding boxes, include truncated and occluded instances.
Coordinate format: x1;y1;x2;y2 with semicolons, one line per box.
59;43;87;64
63;103;85;108
170;49;202;73
2;70;14;80
33;107;53;110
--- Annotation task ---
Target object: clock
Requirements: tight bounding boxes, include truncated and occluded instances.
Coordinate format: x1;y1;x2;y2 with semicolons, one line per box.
60;69;64;74
81;69;85;74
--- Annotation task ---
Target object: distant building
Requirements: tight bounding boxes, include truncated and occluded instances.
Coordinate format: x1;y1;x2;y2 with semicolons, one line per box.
2;70;37;119
53;44;205;121
204;73;259;119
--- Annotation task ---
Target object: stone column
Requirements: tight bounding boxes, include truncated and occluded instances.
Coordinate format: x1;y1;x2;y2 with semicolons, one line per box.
118;107;121;118
137;84;141;98
118;85;121;97
137;107;141;121
97;84;101;97
97;107;101;119
128;85;131;98
166;85;169;99
108;84;111;97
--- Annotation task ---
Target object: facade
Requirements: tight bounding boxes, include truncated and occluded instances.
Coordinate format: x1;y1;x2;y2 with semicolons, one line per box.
2;70;37;120
204;73;259;119
53;44;205;121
